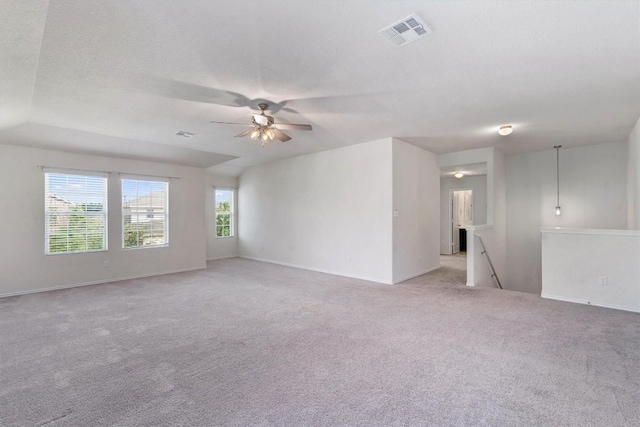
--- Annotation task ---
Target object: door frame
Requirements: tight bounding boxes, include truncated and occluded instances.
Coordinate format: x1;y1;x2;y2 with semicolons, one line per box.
448;188;474;255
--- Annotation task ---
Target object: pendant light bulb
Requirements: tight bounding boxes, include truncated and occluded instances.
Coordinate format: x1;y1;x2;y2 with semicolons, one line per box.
250;129;260;140
555;206;561;216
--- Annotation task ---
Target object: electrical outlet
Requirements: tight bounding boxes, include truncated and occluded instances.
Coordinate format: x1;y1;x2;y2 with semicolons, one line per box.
103;260;110;268
598;276;608;286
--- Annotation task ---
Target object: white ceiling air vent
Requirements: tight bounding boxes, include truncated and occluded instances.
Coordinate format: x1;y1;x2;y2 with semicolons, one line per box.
175;130;195;138
379;14;432;47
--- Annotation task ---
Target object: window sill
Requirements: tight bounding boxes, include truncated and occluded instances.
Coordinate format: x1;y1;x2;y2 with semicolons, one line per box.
123;244;169;250
45;249;108;256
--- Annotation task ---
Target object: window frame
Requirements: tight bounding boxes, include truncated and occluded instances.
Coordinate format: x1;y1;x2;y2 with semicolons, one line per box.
44;169;108;255
121;177;169;249
214;187;235;239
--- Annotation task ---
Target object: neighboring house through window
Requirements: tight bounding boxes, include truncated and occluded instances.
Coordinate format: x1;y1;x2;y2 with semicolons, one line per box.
44;170;108;254
215;188;234;238
122;178;169;248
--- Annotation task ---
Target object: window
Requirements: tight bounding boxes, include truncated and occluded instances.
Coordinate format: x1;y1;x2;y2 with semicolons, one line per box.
44;171;108;254
122;178;168;248
215;188;234;238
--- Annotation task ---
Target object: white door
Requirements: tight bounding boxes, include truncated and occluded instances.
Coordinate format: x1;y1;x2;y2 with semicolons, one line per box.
464;191;473;225
452;192;460;254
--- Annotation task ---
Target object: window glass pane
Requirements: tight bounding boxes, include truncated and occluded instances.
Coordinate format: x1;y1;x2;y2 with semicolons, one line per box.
45;172;107;254
215;189;234;238
122;179;168;248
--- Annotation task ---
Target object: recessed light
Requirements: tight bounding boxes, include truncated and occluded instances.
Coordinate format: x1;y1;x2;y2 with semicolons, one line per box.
498;125;513;136
454;172;464;178
176;130;195;138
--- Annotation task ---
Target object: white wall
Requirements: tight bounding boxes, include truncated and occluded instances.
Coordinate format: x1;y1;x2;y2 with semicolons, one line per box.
439;175;487;254
628;117;640;230
491;148;507;291
465;225;499;288
541;228;640;312
239;139;394;283
206;173;238;260
506;142;628;295
0;144;206;296
392;139;440;283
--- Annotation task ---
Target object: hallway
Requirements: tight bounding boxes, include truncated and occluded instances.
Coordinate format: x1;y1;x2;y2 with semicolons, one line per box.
439;252;467;283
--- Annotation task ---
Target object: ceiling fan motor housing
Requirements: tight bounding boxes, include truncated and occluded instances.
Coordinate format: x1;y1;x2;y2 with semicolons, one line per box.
252;114;274;127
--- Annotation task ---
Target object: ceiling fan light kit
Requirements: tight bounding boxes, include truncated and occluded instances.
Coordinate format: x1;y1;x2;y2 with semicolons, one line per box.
210;103;312;146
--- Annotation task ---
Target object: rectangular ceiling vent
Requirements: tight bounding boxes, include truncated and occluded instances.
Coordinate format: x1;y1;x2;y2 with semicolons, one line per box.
379;14;432;47
175;130;195;138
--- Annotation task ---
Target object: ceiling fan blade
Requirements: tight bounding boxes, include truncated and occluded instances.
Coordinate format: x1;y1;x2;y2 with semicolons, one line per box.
252;114;269;126
234;129;255;138
274;123;312;131
271;128;291;142
210;120;254;127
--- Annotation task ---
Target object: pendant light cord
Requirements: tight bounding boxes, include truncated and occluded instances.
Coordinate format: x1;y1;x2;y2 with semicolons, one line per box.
554;145;561;207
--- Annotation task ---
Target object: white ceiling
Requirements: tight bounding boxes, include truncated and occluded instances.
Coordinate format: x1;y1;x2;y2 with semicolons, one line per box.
440;162;487;178
2;1;639;175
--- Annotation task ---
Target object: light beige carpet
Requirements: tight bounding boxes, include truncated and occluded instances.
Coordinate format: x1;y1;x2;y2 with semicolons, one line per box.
1;257;638;426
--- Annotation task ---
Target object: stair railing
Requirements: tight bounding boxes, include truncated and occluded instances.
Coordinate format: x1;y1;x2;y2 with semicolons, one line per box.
475;235;502;289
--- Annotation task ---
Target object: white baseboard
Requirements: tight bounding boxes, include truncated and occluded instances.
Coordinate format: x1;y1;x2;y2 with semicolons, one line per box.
0;266;207;298
541;292;640;313
239;256;393;284
207;256;238;261
466;282;477;287
392;265;441;284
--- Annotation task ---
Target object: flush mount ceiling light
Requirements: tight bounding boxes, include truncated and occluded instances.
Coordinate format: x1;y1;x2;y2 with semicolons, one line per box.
498;125;513;136
454;172;464;178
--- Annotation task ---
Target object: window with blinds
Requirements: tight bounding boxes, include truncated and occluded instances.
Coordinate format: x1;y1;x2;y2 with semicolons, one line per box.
122;178;168;248
44;171;108;254
214;188;234;238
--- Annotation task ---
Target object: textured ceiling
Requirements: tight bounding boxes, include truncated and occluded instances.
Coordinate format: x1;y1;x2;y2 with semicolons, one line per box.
1;1;639;175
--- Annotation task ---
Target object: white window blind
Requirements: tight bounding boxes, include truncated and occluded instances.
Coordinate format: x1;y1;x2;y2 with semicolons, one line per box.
122;179;168;248
214;188;234;238
44;171;108;254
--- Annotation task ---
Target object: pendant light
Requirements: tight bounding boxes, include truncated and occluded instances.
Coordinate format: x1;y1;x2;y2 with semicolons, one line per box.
554;145;562;216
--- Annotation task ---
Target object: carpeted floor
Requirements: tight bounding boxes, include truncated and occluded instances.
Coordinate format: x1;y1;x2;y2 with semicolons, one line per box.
1;257;638;426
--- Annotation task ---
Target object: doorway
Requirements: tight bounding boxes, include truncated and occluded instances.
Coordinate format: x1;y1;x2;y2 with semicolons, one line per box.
450;189;473;254
439;162;487;256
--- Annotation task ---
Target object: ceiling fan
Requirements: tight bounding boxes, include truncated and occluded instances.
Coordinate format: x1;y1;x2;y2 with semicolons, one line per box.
210;103;312;146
